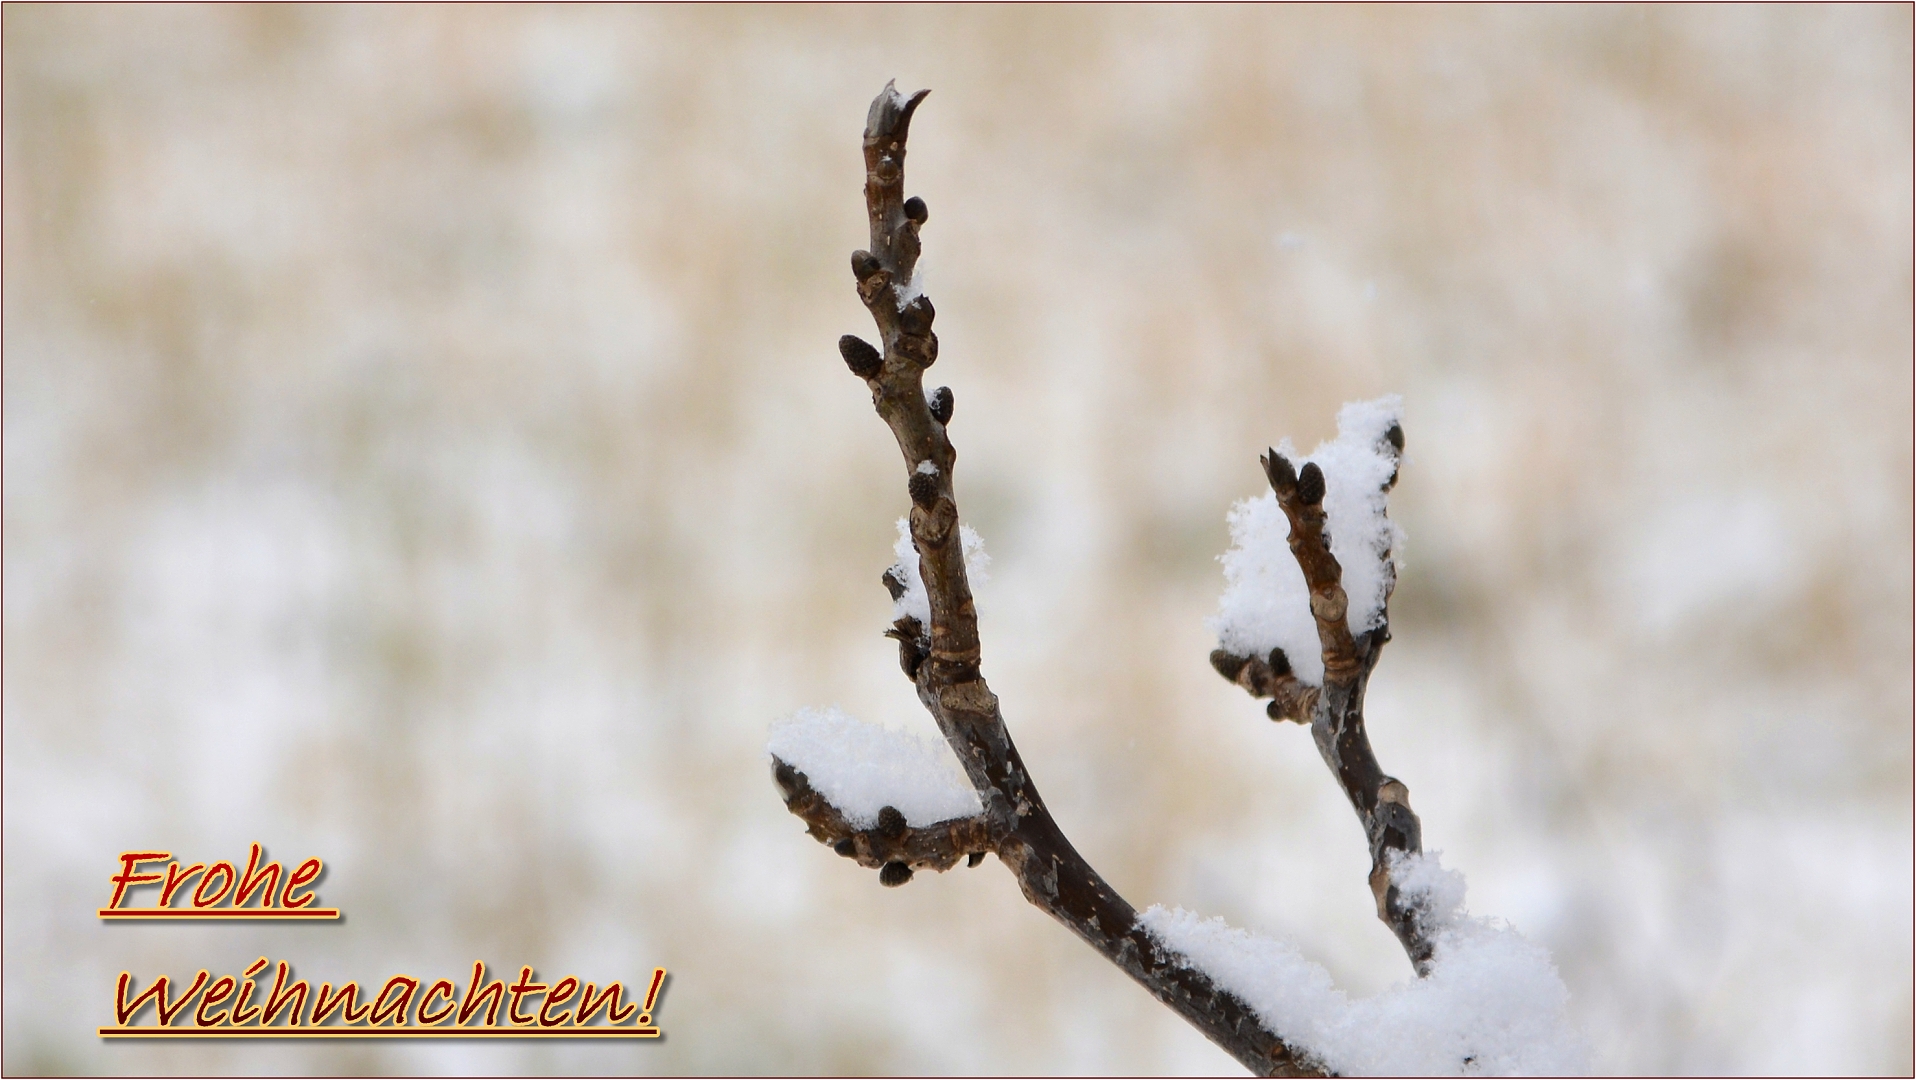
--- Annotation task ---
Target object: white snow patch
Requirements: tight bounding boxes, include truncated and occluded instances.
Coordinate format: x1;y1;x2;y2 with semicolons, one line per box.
1139;852;1585;1077
766;706;980;828
889;518;989;627
895;261;926;310
1208;395;1405;685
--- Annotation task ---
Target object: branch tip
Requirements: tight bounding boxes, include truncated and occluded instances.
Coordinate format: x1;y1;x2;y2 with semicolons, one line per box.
865;83;931;144
1262;449;1297;495
1209;649;1248;682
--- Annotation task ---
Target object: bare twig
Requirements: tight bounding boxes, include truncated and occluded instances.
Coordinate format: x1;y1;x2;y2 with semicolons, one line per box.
767;82;1328;1077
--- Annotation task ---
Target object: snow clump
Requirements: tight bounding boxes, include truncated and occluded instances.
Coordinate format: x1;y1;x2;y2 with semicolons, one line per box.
1208;395;1405;686
1138;851;1586;1076
766;706;980;828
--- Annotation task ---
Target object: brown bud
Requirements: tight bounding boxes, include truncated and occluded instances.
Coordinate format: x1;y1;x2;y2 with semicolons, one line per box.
879;861;914;887
1296;461;1326;506
928;386;954;425
908;470;939;508
876;805;907;838
1262;450;1297;495
1267;648;1291;677
881;566;908;601
1385;422;1404;453
885;616;927;679
839;335;882;378
772;758;801;799
899;296;935;336
1209;650;1248;682
903;196;928;223
833;838;857;858
851;250;882;279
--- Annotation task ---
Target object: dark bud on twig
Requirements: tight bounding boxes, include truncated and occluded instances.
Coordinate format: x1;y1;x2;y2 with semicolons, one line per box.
1383;423;1405;490
876;805;907;838
1210;650;1248;682
908;470;939;508
1266;700;1289;721
1267;648;1292;677
851;250;883;280
967;851;986;868
840;335;883;378
1296;462;1326;506
928;386;954;425
879;861;914;887
900;296;935;336
834;838;857;858
772;758;801;799
881;566;908;601
886;616;927;678
903;196;928;224
1262;450;1297;496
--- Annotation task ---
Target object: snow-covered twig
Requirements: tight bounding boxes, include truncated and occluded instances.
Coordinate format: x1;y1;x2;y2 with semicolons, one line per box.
1209;408;1441;974
766;82;1325;1077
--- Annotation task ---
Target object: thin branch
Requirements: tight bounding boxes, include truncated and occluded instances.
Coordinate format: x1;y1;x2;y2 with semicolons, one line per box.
772;759;1004;879
1211;433;1440;975
772;82;1328;1078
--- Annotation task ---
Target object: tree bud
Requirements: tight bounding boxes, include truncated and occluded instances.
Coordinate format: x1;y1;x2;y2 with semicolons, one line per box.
1262;450;1297;495
876;805;907;838
900;296;935;336
839;335;883;378
908;471;939;508
1297;462;1326;505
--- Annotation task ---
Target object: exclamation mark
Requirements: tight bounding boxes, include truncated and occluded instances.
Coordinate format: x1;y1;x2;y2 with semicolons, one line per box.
635;968;667;1036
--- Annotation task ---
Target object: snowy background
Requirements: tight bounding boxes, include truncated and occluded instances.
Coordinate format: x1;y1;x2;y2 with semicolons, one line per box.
5;6;1909;1075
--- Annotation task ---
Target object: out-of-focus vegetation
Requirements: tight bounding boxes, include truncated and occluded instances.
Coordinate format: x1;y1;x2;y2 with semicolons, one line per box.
5;6;1909;1074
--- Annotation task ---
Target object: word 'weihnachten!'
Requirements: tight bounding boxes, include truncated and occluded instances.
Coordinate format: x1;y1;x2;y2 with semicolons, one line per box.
101;961;667;1039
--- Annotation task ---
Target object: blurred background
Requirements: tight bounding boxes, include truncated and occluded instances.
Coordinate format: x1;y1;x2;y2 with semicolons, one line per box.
4;5;1909;1075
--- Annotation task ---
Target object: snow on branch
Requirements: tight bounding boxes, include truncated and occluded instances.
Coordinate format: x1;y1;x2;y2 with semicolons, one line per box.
767;707;982;829
765;81;1578;1077
1210;396;1406;688
1140;854;1585;1076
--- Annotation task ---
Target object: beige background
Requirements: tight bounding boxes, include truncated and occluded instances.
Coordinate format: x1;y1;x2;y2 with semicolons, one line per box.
4;5;1910;1075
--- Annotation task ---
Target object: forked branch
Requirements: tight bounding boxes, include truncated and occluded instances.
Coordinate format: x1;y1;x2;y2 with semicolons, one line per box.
769;83;1437;1075
1210;433;1439;975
